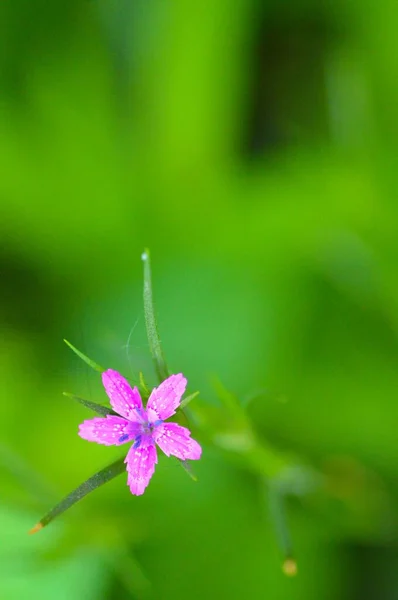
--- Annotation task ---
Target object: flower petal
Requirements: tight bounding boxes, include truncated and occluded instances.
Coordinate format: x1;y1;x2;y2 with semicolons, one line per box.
102;369;143;421
146;373;187;420
78;415;139;446
153;423;202;460
125;440;158;496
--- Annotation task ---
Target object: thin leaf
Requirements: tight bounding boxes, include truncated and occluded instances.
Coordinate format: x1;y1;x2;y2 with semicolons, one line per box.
179;391;200;409
63;339;104;373
267;479;297;575
173;410;201;483
141;249;169;383
178;459;198;482
139;371;150;399
63;392;114;417
29;457;126;534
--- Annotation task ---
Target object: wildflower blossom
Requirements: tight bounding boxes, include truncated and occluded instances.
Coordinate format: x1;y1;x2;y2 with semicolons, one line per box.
79;370;202;495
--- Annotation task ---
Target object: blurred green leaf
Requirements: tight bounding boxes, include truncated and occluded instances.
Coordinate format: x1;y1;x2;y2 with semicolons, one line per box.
267;479;294;568
212;377;247;424
106;545;152;598
0;442;56;505
178;459;198;482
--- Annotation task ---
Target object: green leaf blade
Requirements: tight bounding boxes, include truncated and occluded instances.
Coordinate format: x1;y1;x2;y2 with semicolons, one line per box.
180;391;200;410
63;392;114;417
29;457;126;533
63;339;104;373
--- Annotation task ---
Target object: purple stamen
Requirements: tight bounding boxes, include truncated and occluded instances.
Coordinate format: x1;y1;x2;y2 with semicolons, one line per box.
133;435;142;449
118;434;129;443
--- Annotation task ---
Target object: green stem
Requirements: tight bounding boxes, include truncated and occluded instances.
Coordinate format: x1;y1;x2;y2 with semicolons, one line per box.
142;249;169;383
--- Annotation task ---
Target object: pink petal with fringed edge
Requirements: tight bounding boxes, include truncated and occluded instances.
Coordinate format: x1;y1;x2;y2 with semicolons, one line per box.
125;440;158;496
102;369;143;421
146;373;187;420
153;422;202;460
78;415;139;446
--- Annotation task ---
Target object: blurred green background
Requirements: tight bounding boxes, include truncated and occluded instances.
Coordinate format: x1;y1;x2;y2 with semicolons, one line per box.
1;0;398;598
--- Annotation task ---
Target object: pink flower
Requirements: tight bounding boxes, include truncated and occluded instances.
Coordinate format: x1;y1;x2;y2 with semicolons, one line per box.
78;370;202;495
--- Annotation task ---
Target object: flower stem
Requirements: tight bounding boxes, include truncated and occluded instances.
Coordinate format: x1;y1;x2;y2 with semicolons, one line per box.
141;249;169;383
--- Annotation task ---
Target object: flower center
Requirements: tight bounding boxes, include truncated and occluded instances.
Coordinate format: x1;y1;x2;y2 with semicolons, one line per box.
142;419;162;435
130;419;163;448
